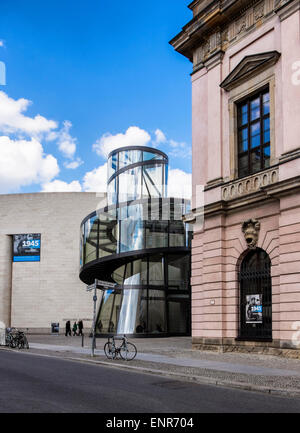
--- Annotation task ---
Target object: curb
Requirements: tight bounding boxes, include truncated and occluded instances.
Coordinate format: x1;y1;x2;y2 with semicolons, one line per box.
2;346;300;399
66;356;300;398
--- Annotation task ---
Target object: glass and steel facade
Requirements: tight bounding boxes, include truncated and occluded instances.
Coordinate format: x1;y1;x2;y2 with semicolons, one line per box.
107;146;168;205
79;146;192;337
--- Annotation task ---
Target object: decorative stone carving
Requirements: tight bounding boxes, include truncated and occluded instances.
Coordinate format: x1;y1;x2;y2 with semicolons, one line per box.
242;219;261;249
221;167;279;201
190;0;278;71
236;17;247;35
254;2;265;20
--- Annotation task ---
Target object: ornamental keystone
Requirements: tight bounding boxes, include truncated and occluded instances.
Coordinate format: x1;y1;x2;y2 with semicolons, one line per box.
242;219;261;249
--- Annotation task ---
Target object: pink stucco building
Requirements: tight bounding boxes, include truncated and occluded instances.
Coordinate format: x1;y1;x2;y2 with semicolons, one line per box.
171;0;300;355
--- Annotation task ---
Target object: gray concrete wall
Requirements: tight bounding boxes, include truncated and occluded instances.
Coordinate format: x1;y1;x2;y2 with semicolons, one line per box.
0;192;103;332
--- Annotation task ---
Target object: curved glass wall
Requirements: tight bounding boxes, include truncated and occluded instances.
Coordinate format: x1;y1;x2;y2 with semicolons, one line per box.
96;253;190;335
80;198;192;266
80;146;192;337
107;147;168;205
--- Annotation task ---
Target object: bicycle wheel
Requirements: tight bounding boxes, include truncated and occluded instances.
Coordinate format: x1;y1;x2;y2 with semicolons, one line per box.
18;339;24;350
120;342;137;361
104;342;115;359
10;337;17;348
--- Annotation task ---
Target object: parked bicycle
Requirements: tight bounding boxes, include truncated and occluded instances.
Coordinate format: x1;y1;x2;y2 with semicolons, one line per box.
104;335;137;361
15;330;29;349
5;328;17;348
5;328;29;349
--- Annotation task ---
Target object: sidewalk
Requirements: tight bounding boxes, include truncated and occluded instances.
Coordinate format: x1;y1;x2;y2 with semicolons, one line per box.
4;334;300;397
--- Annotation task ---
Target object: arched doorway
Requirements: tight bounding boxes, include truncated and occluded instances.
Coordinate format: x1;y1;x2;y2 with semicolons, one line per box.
238;248;272;341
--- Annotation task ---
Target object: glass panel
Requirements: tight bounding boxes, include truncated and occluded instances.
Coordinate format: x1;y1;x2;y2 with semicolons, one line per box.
108;153;118;179
148;290;166;333
240;103;248;125
119;149;142;169
116;289;142;334
96;291;121;334
250;122;261;148
167;255;189;290
238;128;248;152
251;149;261;173
238;154;248;177
118;166;142;202
123;259;147;285
112;265;125;285
98;207;118;258
107;177;117;205
263;118;270;143
120;204;144;253
169;221;185;247
149;256;164;286
168;297;189;334
250;97;260;121
84;216;98;264
263;92;270;115
143;151;164;161
80;224;84;267
142;164;164;198
264;146;270;168
165;164;168;197
145;220;168;249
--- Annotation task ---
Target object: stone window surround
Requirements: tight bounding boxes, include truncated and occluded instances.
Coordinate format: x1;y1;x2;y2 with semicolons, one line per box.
228;67;276;181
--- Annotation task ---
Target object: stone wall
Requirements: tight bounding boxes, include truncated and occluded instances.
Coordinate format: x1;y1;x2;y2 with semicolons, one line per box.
0;192;102;333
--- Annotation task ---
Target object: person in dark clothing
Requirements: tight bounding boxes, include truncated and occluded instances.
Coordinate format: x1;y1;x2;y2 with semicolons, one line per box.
72;321;78;336
65;320;71;337
78;320;83;336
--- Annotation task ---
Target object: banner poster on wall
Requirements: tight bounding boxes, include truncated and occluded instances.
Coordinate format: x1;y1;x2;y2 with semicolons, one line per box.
13;233;41;262
246;294;262;324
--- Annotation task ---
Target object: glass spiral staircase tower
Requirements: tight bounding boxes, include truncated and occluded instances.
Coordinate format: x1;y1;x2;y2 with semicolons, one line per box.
80;146;192;337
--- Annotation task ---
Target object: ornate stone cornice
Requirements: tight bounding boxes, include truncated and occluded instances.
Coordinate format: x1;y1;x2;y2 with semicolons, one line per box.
170;0;276;69
275;0;300;20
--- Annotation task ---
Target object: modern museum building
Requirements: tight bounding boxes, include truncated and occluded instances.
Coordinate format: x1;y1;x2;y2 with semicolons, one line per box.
0;146;192;336
79;147;192;337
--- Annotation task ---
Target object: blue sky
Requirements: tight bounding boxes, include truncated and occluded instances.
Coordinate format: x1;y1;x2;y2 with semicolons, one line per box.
0;1;193;196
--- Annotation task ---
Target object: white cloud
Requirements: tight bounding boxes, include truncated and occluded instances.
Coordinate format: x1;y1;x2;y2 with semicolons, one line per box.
154;129;167;144
0;41;4;47
0;136;59;193
93;126;151;158
168;139;192;159
0;91;57;136
41;179;82;192
64;158;84;170
55;120;77;159
82;163;107;193
167;168;191;199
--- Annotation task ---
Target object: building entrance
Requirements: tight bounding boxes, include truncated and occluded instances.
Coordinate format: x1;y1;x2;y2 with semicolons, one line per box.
238;248;272;341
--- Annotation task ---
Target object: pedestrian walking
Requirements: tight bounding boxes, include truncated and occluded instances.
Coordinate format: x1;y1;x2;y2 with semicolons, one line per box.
72;321;78;336
65;320;71;337
78;319;83;336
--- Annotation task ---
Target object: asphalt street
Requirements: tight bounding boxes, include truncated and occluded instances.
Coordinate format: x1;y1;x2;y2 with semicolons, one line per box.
1;350;300;413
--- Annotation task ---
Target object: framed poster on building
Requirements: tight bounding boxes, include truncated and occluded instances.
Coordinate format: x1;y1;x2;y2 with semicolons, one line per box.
13;233;41;262
245;294;262;324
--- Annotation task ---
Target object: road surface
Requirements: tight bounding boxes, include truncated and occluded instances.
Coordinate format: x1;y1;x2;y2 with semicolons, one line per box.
0;350;299;413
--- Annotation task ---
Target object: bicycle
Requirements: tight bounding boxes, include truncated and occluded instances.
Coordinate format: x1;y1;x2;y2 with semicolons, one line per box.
16;331;29;349
104;335;137;361
5;329;17;348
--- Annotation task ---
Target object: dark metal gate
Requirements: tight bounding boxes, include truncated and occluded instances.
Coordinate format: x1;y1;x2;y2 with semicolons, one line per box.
238;249;272;341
